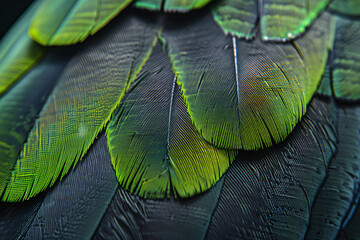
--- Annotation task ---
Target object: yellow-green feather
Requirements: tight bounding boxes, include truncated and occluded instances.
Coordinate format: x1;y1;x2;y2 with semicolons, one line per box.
212;0;258;39
2;13;160;202
168;87;236;197
135;0;162;10
163;10;332;150
261;0;330;40
0;0;45;95
0;51;73;198
107;45;234;198
29;0;133;46
135;0;211;11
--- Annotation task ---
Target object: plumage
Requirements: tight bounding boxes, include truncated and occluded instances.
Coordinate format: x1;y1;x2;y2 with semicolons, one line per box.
135;0;211;11
2;8;160;202
0;49;75;198
329;0;360;17
261;0;330;40
332;16;360;101
164;10;331;150
23;134;118;240
0;0;360;239
207;97;337;240
212;0;258;39
0;1;45;95
316;55;332;96
29;0;133;45
339;201;360;239
306;105;360;239
107;44;234;198
94;179;224;240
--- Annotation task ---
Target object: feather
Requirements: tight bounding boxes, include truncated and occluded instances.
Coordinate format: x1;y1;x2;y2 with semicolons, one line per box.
29;96;337;239
316;54;332;97
339;200;360;239
306;106;360;239
163;10;332;150
135;0;211;11
107;43;235;198
329;0;360;17
0;48;75;198
23;134;118;240
0;0;45;95
29;0;133;46
0;194;44;240
0;133;118;240
93;179;224;240
1;2;360;239
206;97;337;239
260;0;330;40
2;10;160;202
332;16;360;101
212;0;258;39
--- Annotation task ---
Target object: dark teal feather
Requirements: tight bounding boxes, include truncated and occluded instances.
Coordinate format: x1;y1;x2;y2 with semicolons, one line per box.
206;97;337;239
306;106;360;239
0;1;360;239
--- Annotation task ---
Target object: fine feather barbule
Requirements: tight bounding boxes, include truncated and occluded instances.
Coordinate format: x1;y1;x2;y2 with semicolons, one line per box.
206;97;337;239
306;105;360;239
2;9;160;202
163;9;331;150
0;1;360;239
107;43;234;198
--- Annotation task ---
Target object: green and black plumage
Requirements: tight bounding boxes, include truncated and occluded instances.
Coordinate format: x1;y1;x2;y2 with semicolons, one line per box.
0;0;360;239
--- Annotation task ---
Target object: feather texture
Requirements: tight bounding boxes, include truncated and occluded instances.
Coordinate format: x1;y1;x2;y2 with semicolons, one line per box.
339;200;360;239
0;49;75;198
0;1;360;239
29;0;133;45
306;106;360;239
329;0;360;17
212;0;258;39
0;0;45;95
0;133;118;240
316;54;332;97
107;44;234;198
332;16;360;101
261;0;330;40
206;97;337;239
163;10;332;150
0;195;44;240
93;179;224;239
23;134;118;240
2;10;160;201
135;0;211;11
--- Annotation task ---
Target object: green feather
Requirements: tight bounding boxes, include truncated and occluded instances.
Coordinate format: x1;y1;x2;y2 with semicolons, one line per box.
163;11;332;150
329;0;360;16
294;12;334;97
135;0;162;10
135;0;211;11
212;0;258;39
2;12;160;202
0;51;72;200
261;0;330;40
332;16;360;101
316;54;332;97
107;44;234;198
29;0;133;46
0;0;45;95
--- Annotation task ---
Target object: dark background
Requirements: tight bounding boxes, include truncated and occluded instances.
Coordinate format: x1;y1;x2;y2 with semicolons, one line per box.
0;0;34;40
